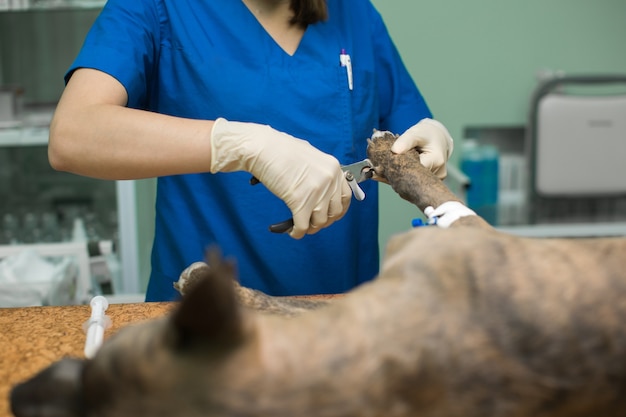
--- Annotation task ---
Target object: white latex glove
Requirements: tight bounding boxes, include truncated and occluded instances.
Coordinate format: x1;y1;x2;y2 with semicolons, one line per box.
210;118;351;239
390;118;454;179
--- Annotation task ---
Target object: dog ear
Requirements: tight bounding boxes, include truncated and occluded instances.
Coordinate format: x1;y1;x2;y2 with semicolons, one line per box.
169;248;247;350
11;358;85;417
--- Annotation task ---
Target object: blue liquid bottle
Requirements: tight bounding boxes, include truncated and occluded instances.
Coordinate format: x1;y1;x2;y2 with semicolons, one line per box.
460;140;499;225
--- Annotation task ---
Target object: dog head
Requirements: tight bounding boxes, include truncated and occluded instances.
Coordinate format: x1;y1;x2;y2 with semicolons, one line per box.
11;251;256;417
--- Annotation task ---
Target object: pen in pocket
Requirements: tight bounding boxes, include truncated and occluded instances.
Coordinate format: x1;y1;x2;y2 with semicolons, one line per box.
340;49;353;91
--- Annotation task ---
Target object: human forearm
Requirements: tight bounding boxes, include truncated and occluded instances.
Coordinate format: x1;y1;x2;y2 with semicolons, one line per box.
48;68;214;180
49;104;214;180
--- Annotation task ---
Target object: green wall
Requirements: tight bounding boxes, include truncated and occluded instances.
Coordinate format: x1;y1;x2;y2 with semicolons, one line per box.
371;0;626;254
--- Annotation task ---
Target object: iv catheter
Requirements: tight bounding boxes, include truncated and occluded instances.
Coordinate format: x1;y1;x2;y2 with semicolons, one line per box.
83;295;111;359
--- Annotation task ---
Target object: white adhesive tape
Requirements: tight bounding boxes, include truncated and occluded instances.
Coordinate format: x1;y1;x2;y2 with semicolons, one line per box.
424;201;476;228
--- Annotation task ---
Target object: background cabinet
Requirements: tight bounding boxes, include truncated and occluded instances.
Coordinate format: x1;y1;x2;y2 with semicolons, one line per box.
0;2;152;303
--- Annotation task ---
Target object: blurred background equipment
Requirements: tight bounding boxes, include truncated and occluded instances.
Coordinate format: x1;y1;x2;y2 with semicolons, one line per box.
527;74;626;225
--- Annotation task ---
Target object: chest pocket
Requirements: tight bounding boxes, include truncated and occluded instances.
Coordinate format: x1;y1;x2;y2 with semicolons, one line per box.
345;66;378;160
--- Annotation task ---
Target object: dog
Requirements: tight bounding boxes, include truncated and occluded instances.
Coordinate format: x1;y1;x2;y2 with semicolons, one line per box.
11;131;626;417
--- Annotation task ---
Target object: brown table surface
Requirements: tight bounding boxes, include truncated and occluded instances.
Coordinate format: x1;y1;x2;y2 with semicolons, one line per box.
0;302;174;417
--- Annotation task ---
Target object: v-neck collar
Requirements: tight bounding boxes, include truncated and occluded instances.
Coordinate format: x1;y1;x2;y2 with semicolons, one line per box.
238;0;311;58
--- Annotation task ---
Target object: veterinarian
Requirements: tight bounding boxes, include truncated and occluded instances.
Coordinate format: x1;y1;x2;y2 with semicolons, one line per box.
48;0;454;301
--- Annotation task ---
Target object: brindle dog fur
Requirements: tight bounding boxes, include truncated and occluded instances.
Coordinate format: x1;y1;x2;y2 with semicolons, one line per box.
11;132;626;417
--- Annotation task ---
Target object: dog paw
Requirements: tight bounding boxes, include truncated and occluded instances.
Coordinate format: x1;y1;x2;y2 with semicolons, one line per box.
174;262;211;296
366;129;423;183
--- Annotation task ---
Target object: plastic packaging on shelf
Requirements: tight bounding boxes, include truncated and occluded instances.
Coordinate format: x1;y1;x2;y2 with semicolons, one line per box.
0;248;77;307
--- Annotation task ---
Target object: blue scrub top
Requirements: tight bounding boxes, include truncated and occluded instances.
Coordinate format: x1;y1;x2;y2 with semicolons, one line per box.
68;0;432;300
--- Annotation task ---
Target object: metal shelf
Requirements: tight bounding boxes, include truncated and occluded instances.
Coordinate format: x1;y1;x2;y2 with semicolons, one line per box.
0;106;55;146
0;0;104;12
0;126;48;147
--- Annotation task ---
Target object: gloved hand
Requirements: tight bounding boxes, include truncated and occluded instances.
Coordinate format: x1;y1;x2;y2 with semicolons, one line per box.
210;118;352;239
390;118;454;179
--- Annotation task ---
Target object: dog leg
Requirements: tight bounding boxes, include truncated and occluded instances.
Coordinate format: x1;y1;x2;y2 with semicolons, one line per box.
366;130;490;229
176;261;329;316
